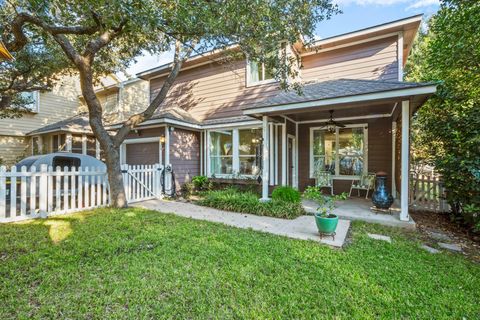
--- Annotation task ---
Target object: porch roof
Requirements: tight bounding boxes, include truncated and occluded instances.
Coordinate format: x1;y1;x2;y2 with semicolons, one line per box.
243;79;437;119
27;113;93;136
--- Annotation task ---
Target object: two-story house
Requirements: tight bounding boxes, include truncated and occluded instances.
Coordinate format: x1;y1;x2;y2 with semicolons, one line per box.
26;15;436;222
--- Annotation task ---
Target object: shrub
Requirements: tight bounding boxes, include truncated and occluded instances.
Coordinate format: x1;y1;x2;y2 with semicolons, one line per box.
181;182;194;198
271;186;301;203
303;186;324;202
192;175;212;191
197;188;305;219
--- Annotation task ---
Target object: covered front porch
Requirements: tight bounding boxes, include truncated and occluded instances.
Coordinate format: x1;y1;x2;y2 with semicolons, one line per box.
243;79;437;223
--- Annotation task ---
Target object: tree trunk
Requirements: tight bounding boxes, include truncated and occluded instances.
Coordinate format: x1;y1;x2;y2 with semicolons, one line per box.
104;144;127;208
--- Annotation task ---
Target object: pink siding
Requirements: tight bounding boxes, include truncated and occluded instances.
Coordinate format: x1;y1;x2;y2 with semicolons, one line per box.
149;36;399;123
302;37;399;82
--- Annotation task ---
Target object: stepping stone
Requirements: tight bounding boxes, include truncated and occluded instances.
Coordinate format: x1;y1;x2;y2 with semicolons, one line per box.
421;244;440;254
367;233;392;243
438;242;462;252
429;231;451;242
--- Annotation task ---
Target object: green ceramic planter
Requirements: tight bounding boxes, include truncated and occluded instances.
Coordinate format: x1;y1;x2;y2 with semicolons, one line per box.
314;213;339;234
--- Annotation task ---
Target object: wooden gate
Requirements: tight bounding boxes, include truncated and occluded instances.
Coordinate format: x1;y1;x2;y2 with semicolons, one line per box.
121;164;168;203
410;171;449;212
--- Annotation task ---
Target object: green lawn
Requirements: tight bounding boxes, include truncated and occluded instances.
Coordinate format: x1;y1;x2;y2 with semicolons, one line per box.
1;208;479;319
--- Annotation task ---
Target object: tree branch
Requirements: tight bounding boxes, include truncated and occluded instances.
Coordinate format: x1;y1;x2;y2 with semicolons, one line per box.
83;20;127;60
113;40;196;146
7;12;100;51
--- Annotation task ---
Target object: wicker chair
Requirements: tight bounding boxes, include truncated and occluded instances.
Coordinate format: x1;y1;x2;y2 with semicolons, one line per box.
349;172;376;199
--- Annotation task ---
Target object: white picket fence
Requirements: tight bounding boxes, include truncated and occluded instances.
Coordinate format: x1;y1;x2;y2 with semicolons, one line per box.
121;164;167;203
0;163;173;223
0;165;109;223
410;172;449;212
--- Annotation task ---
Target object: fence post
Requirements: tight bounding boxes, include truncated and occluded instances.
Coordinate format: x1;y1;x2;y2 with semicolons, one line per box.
47;166;53;213
29;166;37;216
0;166;6;219
39;164;48;218
20;166;27;216
10;166;17;218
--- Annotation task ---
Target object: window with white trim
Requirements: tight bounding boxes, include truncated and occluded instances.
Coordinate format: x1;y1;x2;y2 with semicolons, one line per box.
247;60;274;85
18;91;39;113
209;130;233;175
209;128;262;176
310;125;367;178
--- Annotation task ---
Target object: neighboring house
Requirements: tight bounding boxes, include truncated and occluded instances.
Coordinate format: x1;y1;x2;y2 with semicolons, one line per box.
26;77;149;160
0;75;81;165
29;15;436;222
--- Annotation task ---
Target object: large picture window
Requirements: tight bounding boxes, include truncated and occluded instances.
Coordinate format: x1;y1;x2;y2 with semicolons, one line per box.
209;130;233;175
238;128;262;175
208;128;262;176
310;125;367;178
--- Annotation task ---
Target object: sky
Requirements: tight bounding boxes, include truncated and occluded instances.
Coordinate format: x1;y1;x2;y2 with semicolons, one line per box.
121;0;440;79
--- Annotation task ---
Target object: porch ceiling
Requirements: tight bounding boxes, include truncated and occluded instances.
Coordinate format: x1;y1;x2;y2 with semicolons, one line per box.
278;102;395;122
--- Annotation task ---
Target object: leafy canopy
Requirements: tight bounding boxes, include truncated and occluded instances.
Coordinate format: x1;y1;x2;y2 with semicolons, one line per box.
405;0;480;228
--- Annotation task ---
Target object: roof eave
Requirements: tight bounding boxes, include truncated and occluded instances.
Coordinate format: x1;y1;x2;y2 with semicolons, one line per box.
243;84;437;116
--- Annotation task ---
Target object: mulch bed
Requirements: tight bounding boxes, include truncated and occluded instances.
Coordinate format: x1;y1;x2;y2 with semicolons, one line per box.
411;210;480;262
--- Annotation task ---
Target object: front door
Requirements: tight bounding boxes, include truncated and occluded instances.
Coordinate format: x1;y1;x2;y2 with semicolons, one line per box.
287;135;296;187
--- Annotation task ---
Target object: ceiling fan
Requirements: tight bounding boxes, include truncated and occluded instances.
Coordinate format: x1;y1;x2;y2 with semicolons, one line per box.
320;110;345;132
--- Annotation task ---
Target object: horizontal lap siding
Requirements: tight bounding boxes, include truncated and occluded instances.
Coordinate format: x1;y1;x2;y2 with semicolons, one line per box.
0;135;29;165
302;37;399;82
126;142;159;165
150;61;280;122
124;127;166;164
298;118;392;193
170;128;200;190
0;76;81;136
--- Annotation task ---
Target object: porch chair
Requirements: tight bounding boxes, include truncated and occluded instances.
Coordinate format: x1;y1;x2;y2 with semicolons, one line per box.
349;172;376;199
315;170;334;196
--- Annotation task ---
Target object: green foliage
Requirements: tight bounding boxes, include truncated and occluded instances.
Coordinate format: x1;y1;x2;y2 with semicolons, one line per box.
1;208;479;318
271;186;301;203
192;175;212;192
181;182;195;199
405;0;480;227
197;188;305;219
303;186;347;216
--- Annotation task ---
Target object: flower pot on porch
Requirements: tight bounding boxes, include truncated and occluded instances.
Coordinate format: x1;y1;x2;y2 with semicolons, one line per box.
314;213;339;235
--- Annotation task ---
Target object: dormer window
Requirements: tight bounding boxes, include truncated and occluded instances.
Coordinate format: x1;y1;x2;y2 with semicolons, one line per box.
246;60;275;86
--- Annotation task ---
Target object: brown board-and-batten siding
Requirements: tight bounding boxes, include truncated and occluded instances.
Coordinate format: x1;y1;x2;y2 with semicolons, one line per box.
297;117;393;193
170;128;200;190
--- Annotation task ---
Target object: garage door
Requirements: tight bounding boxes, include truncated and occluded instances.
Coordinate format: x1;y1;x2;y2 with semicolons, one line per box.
125;142;160;165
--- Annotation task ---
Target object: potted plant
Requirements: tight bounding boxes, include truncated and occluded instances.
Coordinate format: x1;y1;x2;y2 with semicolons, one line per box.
304;187;347;236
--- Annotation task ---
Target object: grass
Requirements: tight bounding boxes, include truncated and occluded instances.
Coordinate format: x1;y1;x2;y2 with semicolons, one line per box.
197;188;305;219
1;208;479;319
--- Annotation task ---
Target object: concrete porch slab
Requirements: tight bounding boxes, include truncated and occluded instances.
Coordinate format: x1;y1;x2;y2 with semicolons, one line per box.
303;197;416;230
133;199;350;248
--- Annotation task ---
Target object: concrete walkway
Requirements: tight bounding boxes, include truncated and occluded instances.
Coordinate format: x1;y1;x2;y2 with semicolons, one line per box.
303;198;416;230
134;199;350;248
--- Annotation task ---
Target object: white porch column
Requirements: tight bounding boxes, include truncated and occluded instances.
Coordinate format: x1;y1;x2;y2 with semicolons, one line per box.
261;116;270;200
66;133;72;152
400;100;410;221
269;123;274;186
165;126;170;165
281;122;287;186
82;134;87;155
391;121;397;199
